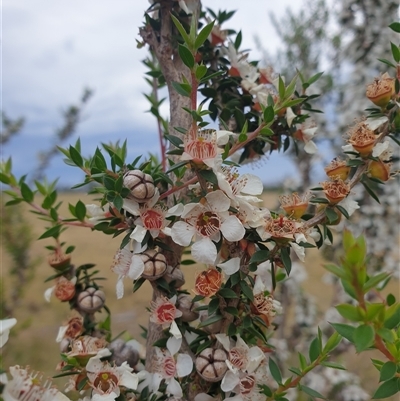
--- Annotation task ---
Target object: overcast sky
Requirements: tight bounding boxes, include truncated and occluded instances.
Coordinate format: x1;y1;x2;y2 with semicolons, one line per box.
2;0;311;187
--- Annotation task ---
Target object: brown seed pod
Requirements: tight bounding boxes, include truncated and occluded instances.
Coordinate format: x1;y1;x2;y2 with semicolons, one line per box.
140;249;167;281
109;338;139;368
77;287;106;313
176;294;199;322
199;311;222;334
123;170;155;203
163;265;185;288
195;348;228;382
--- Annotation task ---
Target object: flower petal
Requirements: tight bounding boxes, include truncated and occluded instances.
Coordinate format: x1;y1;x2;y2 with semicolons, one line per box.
206;190;230;212
191;237;217;265
167;336;182;356
290;242;305;262
166;377;183;397
241;174;263;195
129;255;144;280
44;285;55;302
169;321;182;340
304;140;318;154
176;354;193;378
221;215;245;241
119;370;139;390
217;257;241;276
116;276;124;299
215;333;231;351
221;370;240;392
171;221;195;246
130;225;147;243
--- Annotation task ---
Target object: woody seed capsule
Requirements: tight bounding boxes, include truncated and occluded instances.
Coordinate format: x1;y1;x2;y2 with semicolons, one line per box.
77;287;106;313
140;249;167;280
195;348;228;382
176;294;199;322
123;170;155;203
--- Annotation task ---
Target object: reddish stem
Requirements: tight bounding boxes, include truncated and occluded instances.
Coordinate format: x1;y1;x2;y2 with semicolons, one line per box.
375;334;396;362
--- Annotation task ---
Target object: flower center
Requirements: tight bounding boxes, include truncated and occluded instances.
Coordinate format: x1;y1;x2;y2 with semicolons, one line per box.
229;347;247;369
194;269;222;297
185;132;217;162
156;302;176;324
239;375;256;395
163;356;176;378
196;211;221;237
93;371;119;394
141;208;164;230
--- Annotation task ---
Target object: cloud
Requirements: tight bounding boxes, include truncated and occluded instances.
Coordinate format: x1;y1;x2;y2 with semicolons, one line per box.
2;0;303;185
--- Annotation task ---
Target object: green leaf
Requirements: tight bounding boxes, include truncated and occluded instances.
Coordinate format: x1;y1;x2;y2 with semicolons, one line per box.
299;385;326;399
278;76;285;100
330;323;355;343
194;20;215;50
268;358;282;384
218;288;238;299
39;225;61;240
195;65;207;81
263;106;275;124
325;207;338;224
309;337;320;363
320;361;346;370
307;71;324;86
379;361;397;382
377;58;397;69
372;377;400;399
170;14;192;47
75;200;87;221
224;306;239;316
178;44;195;69
323;331;342;353
389;22;400;33
391;42;400;63
20;182;34;202
165;135;183;148
281;247;291;275
240;280;254;301
69;145;83;167
353;324;374;353
384;304;400;329
249;250;270;264
198;313;223;328
234;30;242;49
0;172;10;184
323;263;347;279
113;195;123;211
199;169;218;185
363;272;390;292
171;81;191;97
377;328;395;343
336;304;363;322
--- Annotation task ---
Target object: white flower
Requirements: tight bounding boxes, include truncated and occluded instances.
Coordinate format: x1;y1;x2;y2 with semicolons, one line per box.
3;365;71;401
338;197;360;217
86;357;138;400
152;336;193;398
295;121;318;154
0;318;17;348
372;140;390;158
365;116;388;131
171;190;245;264
86;204;110;222
216;334;265;393
217;257;241;276
286;107;296;127
150;295;183;339
111;246;144;299
128;193;183;245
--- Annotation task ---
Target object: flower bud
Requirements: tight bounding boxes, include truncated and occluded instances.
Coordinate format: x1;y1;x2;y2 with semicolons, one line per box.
140;249;167;281
77;287;106;313
123;170;155;203
368;160;391;182
195;348;228;382
163;265;185;288
176;294;199;322
109;338;139;368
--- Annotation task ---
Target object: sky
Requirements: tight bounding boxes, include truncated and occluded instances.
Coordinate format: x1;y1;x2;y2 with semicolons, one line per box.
1;0;318;188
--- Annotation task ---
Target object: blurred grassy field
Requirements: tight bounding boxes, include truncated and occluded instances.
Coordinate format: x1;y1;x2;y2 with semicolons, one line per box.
0;191;397;398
